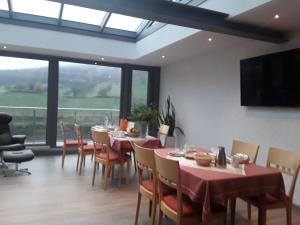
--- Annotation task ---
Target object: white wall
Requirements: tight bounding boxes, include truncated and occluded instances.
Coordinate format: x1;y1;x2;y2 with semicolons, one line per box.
160;33;300;205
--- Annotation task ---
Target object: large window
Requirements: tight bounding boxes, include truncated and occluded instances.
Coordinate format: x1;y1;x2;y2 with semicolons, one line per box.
131;70;148;109
0;56;48;144
57;62;121;145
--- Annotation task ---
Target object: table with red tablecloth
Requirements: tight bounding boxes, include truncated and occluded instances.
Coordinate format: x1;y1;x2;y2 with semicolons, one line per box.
155;148;286;225
111;135;161;154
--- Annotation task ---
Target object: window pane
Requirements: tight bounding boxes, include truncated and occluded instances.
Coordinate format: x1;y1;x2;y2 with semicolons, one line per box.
62;4;106;25
0;56;48;144
131;70;148;108
11;0;61;18
0;0;9;11
57;62;121;145
106;13;143;32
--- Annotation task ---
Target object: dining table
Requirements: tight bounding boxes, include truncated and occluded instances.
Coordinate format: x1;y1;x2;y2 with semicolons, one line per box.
155;148;286;225
91;125;161;154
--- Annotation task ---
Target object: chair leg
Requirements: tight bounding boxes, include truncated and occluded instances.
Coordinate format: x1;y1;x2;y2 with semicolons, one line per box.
151;197;157;225
103;164;110;190
158;209;163;225
132;151;137;172
79;153;84;175
83;154;86;168
126;159;130;183
286;205;292;225
62;148;66;168
111;165;115;180
118;163;123;187
247;203;251;221
92;161;97;186
102;164;105;177
134;192;142;225
91;153;94;161
76;152;80;171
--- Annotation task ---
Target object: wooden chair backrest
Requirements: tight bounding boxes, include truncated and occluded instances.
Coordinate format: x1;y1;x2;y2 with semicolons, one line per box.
91;130;111;159
60;121;66;144
231;139;260;163
158;124;170;147
155;153;180;188
74;123;84;148
154;152;183;220
267;147;300;200
134;144;156;187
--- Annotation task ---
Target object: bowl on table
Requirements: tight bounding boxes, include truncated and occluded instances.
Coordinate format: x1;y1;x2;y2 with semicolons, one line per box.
127;128;140;137
194;153;214;166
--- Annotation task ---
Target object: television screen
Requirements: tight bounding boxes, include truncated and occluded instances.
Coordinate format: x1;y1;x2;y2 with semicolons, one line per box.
240;49;300;106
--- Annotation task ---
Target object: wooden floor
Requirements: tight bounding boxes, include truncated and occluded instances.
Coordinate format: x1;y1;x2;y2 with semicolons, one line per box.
0;155;299;225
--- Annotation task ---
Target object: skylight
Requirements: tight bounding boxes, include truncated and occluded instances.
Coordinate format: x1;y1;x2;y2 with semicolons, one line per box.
11;0;61;18
62;4;106;26
0;0;9;11
106;14;143;32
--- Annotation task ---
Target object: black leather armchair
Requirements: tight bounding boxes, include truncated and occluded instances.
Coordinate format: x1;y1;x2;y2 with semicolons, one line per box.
0;113;26;154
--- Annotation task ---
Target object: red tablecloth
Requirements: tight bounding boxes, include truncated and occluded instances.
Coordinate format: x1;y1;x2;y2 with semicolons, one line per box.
112;137;161;153
155;148;286;225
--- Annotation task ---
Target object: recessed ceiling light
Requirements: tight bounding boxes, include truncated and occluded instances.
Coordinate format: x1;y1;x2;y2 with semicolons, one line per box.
3;46;7;49
101;57;105;61
274;14;279;19
161;55;165;59
208;38;213;42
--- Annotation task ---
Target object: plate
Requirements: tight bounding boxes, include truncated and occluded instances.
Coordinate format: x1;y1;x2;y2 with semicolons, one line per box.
168;151;185;157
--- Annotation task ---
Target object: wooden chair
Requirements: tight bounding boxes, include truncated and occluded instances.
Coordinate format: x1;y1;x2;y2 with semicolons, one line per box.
244;147;300;225
154;153;226;225
231;139;260;163
60;121;87;168
158;124;170;148
91;129;130;190
134;144;157;225
74;123;96;175
230;139;260;224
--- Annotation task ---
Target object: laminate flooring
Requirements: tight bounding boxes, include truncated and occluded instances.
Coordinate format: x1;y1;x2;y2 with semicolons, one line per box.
0;155;299;225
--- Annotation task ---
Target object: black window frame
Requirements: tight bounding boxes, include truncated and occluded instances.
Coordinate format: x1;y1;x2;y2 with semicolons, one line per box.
0;50;160;147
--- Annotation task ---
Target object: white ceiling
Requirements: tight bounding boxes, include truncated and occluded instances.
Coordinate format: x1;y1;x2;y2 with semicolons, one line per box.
0;0;299;66
135;0;300;66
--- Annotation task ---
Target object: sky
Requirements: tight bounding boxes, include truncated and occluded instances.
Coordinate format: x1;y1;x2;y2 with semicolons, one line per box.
0;56;48;70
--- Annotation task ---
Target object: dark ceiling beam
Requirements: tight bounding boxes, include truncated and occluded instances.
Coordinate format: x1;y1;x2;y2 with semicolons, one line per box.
50;0;287;43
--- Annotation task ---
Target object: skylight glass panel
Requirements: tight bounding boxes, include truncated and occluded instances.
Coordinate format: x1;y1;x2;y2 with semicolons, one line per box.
106;14;143;32
0;0;9;11
62;4;106;26
11;0;61;18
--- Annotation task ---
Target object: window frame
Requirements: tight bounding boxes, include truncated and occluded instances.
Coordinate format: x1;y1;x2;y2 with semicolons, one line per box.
0;50;160;147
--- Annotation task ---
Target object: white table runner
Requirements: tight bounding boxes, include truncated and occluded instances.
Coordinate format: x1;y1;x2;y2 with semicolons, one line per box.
167;155;246;176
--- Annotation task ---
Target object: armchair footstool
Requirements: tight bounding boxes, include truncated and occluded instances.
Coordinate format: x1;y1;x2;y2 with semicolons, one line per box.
2;149;34;176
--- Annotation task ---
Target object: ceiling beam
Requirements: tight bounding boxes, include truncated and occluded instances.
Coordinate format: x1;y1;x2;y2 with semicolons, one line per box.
50;0;287;43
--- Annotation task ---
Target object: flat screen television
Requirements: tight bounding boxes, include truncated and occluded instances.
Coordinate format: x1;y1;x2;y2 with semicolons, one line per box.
240;48;300;107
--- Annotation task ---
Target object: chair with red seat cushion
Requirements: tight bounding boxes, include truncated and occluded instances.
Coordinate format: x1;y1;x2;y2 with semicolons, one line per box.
74;123;99;175
242;147;300;225
154;153;226;225
60;121;88;168
91;130;130;190
134;144;158;225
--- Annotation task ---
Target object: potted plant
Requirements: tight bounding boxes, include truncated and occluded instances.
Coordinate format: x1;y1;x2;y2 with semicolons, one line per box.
158;96;184;146
129;104;157;137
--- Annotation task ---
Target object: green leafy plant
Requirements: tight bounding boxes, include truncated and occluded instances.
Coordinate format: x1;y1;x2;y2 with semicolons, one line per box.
129;104;158;123
159;96;184;136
